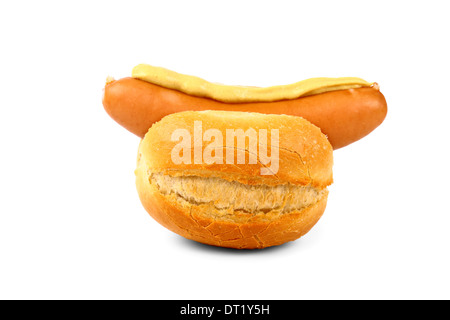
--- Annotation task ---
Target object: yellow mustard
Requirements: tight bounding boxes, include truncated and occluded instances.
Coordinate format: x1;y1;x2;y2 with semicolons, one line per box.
132;63;373;103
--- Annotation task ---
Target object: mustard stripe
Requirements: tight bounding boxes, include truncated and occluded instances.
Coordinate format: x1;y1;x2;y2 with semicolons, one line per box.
132;64;372;103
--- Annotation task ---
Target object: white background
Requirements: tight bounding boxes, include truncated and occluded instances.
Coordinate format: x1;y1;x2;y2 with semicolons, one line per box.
1;0;449;300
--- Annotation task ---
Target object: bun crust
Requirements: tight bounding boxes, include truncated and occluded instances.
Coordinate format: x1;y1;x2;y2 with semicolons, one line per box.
135;111;333;249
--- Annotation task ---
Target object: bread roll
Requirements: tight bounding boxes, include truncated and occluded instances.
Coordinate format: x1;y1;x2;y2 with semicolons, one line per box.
135;111;333;249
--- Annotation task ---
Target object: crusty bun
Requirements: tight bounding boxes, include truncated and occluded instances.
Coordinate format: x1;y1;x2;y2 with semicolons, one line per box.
135;111;333;249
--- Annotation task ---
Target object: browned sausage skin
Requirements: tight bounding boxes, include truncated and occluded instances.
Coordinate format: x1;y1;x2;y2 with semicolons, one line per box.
103;77;387;149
